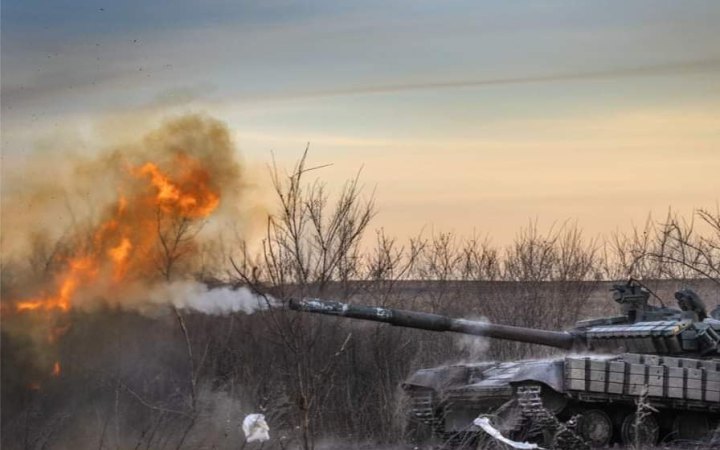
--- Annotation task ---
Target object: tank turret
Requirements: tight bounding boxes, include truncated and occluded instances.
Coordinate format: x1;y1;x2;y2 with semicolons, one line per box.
575;281;720;356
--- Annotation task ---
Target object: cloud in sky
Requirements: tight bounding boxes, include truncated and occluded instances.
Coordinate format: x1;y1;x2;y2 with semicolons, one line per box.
4;1;720;112
241;58;720;102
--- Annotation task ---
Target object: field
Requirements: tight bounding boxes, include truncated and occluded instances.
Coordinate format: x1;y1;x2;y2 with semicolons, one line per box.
3;277;718;449
3;153;720;450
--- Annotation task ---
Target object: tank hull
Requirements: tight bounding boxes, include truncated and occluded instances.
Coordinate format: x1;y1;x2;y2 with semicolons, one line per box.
403;353;720;447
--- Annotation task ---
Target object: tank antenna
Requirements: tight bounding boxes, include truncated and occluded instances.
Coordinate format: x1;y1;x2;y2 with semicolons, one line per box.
630;277;666;308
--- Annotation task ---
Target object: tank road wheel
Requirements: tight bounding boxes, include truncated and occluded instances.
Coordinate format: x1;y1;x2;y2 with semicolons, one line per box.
621;413;659;446
672;412;710;441
576;409;613;447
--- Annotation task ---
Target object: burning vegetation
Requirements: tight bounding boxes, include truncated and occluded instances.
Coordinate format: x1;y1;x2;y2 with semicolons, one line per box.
13;116;232;312
2;114;251;404
15;151;220;313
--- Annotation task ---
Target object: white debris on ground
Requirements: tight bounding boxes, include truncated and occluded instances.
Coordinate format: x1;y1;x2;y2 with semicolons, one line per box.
473;417;543;450
242;413;270;443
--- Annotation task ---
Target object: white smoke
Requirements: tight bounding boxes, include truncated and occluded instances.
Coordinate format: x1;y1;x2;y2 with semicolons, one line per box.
455;316;491;360
146;280;276;315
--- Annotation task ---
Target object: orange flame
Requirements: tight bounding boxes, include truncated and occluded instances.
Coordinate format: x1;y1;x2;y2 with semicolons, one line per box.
108;237;133;281
16;256;97;312
52;361;61;377
137;157;219;218
14;153;220;313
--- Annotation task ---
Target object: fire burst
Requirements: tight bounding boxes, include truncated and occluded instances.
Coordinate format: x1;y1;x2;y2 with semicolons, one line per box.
14;153;221;314
16;257;96;312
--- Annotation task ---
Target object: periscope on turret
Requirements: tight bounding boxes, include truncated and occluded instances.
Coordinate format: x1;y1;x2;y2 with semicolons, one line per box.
289;281;720;448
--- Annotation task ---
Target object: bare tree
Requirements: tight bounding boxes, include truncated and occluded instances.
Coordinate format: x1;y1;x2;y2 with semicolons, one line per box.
608;209;720;305
232;148;375;450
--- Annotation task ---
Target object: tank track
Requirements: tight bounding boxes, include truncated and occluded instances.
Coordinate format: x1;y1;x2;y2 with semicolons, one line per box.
516;385;589;450
410;388;441;430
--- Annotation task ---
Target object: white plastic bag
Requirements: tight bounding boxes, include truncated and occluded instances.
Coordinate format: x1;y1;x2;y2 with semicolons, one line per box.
242;413;270;443
474;416;541;449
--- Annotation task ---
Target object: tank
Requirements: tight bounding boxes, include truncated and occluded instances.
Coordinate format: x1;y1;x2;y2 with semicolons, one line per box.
289;281;720;448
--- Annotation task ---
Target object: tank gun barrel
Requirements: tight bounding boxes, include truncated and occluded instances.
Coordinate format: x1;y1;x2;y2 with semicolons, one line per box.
289;298;578;350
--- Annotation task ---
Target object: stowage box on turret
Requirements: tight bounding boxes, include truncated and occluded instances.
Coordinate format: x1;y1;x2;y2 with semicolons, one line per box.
289;281;720;448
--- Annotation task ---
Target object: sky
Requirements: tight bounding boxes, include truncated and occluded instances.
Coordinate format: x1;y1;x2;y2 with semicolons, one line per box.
2;1;720;246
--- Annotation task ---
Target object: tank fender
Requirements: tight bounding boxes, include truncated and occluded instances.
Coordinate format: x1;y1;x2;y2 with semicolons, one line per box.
508;359;565;393
402;363;495;391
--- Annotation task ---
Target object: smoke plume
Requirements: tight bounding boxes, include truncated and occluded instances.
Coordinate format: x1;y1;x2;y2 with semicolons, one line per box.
146;282;276;315
2;114;264;315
